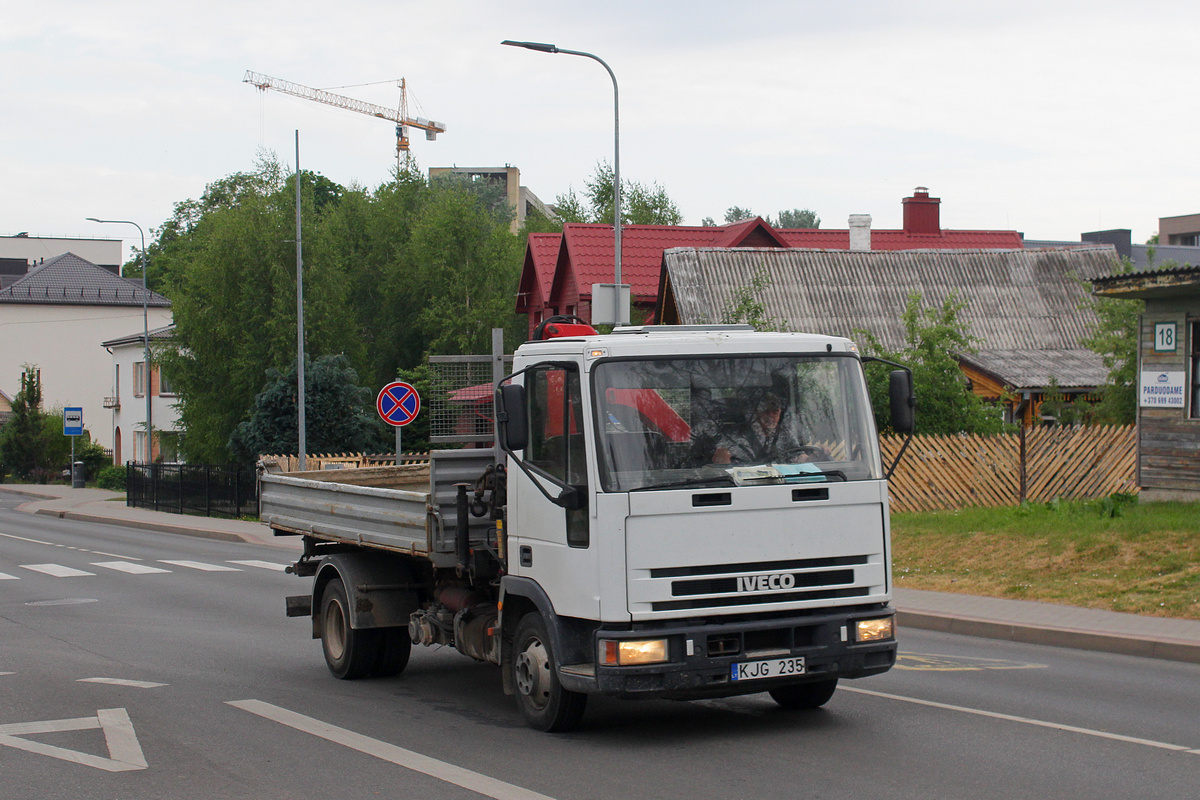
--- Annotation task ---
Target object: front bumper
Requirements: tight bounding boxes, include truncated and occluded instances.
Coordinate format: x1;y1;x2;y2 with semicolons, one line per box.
559;605;896;699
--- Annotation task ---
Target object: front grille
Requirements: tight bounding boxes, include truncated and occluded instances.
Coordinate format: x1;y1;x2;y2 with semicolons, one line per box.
652;586;869;612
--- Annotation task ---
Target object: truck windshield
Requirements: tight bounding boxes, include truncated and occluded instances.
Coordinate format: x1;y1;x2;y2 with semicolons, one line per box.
591;355;882;492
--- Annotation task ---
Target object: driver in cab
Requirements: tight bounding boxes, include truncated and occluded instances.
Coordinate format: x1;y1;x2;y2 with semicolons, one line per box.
711;392;806;465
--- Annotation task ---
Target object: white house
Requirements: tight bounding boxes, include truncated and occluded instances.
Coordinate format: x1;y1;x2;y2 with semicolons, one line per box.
0;253;171;454
101;325;182;464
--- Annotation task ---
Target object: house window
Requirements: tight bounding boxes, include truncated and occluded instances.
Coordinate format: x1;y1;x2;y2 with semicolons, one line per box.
158;367;176;396
1191;321;1200;420
134;431;148;463
133;362;146;397
114;364;120;401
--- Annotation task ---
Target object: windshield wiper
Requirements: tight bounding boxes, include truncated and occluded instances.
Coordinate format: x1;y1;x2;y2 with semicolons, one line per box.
783;469;848;483
630;474;737;492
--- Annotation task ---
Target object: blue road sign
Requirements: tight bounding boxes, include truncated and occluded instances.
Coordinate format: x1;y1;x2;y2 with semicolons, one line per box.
377;381;420;427
63;407;84;437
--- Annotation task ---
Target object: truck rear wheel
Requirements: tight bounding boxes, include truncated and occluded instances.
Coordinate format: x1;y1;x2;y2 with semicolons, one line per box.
320;578;379;680
512;613;586;732
373;627;412;677
769;678;838;710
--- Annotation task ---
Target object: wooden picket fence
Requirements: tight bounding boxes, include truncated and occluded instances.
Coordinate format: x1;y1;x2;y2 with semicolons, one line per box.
261;428;1136;514
880;425;1138;513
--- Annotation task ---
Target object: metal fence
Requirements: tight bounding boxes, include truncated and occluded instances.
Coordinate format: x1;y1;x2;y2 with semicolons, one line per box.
126;463;258;519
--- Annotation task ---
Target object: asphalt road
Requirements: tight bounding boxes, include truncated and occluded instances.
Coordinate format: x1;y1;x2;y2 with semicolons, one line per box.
2;495;1198;799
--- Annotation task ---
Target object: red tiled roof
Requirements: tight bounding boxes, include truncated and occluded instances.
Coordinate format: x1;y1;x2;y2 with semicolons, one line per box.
775;229;1024;250
558;221;785;300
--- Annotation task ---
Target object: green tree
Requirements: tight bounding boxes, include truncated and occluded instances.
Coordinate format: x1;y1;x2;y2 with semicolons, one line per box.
158;156;363;462
858;293;1007;435
0;367;71;482
720;207;820;228
228;354;386;463
1082;293;1142;426
554;162;683;225
774;208;820;229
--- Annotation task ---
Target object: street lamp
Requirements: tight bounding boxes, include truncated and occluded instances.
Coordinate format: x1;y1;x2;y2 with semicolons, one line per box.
502;39;629;324
87;217;153;464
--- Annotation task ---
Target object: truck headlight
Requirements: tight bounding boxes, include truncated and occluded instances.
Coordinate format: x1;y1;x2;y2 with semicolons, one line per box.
855;617;894;642
600;638;669;666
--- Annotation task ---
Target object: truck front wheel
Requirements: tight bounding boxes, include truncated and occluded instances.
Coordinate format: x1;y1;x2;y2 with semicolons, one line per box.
768;678;838;710
320;578;379;680
512;613;587;732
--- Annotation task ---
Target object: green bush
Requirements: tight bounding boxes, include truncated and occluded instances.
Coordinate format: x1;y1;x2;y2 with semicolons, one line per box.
96;465;126;491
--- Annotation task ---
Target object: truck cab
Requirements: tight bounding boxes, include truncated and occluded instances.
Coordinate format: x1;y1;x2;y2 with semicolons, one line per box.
495;325;908;730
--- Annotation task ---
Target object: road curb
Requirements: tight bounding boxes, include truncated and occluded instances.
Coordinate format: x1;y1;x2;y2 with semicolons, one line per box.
897;609;1200;665
33;507;248;544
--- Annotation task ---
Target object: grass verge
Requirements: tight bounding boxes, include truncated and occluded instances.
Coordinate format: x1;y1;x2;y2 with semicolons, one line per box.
891;496;1200;620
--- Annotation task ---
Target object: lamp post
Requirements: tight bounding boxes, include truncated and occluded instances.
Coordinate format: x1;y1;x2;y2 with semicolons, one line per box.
87;217;152;464
501;40;628;324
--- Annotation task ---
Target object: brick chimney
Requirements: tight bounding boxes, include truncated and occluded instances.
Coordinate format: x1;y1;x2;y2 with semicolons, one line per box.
848;214;872;251
902;186;941;235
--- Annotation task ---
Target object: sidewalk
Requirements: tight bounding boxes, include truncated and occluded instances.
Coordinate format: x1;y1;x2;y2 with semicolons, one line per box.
0;483;299;551
1;484;1198;664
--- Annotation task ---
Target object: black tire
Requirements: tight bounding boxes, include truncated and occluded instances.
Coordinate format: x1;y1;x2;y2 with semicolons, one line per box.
373;627;412;678
769;678;838;710
511;613;587;732
320;578;379;680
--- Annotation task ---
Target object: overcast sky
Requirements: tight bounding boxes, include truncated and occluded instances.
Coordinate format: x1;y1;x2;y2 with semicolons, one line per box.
4;1;1197;261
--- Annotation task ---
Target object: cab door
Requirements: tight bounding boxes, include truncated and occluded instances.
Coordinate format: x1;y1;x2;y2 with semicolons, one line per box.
508;363;599;619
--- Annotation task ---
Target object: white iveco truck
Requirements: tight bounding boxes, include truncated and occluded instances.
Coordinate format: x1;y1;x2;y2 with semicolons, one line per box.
260;322;914;731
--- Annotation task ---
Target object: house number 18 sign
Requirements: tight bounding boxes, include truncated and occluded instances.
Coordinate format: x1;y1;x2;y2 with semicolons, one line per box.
1154;322;1177;352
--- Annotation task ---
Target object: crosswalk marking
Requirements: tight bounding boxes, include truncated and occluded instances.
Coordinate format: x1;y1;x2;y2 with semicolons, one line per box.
228;560;289;572
20;564;95;578
91;562;171;575
157;560;241;572
77;677;167;689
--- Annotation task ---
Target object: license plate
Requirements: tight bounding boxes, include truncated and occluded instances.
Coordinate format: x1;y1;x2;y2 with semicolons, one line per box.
731;656;806;681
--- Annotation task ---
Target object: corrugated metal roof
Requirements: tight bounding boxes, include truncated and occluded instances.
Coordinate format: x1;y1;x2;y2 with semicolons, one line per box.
660;245;1118;353
0;252;170;307
958;349;1108;390
551;222;1029;303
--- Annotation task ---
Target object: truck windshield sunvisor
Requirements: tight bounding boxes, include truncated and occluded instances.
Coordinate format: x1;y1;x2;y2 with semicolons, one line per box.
592;355;883;492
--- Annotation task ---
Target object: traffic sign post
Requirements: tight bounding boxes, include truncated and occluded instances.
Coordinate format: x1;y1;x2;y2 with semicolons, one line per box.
377;381;420;465
63;408;84;487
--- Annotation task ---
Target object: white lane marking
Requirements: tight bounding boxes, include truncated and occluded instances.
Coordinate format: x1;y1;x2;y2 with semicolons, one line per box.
91;561;171;575
78;678;167;689
842;686;1200;755
229;700;559;800
0;531;140;561
158;560;241;572
0;572;18;580
20;563;95;578
227;560;288;572
0;707;147;772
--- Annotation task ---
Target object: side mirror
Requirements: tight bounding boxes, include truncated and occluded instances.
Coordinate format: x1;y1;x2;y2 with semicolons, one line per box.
496;383;528;451
888;370;915;434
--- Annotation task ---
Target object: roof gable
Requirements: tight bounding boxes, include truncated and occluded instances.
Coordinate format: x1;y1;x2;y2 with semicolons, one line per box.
516;232;561;312
0;252;170;307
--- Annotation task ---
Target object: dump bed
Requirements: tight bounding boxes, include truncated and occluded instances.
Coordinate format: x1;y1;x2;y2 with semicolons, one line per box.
258;449;496;562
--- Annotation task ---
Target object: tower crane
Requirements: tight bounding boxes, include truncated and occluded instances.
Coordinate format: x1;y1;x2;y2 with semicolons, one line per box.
243;70;446;167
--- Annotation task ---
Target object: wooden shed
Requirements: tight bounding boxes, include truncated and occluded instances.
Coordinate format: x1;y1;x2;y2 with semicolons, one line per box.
1091;265;1200;501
